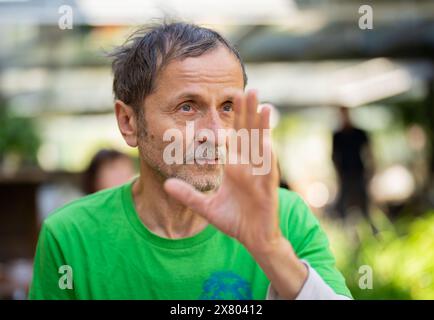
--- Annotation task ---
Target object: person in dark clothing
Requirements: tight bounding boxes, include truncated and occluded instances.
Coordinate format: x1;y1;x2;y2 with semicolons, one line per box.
332;107;377;233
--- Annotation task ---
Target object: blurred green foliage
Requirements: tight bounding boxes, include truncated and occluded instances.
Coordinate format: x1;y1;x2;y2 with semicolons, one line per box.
0;105;40;165
327;211;434;299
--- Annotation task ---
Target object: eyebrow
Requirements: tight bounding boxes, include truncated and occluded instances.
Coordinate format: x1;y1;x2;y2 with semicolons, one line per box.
174;92;235;103
175;92;203;101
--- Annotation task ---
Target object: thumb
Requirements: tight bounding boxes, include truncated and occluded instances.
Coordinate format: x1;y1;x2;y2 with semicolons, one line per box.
163;178;210;217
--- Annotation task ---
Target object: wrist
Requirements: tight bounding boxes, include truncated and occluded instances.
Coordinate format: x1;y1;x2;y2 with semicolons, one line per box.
249;236;309;299
247;234;291;258
243;229;286;256
247;236;301;275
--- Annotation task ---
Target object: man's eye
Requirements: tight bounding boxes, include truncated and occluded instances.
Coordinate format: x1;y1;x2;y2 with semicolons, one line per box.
222;104;233;112
180;104;193;112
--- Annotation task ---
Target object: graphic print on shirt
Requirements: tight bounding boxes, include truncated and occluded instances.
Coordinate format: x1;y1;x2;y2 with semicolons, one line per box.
199;271;253;300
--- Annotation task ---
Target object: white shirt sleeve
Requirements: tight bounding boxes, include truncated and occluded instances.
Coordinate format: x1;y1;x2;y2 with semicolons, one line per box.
266;260;352;300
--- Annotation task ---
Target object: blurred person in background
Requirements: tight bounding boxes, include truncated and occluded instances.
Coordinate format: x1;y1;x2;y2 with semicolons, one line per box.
332;107;377;234
82;149;136;194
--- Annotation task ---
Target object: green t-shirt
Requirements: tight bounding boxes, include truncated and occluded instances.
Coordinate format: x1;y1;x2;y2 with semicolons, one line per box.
29;180;352;300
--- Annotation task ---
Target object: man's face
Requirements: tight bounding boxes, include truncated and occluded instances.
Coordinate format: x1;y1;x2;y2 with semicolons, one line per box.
137;45;245;191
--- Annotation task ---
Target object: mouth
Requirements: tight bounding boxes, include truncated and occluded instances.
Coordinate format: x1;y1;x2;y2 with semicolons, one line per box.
194;157;220;165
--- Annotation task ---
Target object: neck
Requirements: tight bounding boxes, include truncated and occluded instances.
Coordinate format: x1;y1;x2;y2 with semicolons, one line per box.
131;162;209;239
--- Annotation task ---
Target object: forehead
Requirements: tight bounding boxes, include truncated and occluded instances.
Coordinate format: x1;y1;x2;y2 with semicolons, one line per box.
153;46;245;98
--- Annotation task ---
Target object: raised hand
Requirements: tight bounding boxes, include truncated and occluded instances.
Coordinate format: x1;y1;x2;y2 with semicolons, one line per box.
163;89;280;253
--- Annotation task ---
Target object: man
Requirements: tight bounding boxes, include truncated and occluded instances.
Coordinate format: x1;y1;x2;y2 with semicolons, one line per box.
29;22;352;300
332;107;377;234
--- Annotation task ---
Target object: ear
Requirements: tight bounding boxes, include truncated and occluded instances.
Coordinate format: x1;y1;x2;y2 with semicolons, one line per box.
115;100;138;148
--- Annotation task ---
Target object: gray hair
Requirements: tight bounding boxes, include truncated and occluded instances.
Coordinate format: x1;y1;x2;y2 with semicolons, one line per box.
110;22;248;114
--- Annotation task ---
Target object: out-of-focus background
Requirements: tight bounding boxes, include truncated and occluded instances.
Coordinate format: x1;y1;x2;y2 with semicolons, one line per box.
0;0;433;300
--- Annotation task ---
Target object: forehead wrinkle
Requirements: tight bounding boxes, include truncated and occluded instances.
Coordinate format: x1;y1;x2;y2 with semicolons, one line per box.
154;65;242;96
153;48;244;99
161;69;243;103
176;68;241;84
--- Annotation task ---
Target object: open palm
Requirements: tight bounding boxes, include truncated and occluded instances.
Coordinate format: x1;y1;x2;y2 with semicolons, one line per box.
164;90;280;251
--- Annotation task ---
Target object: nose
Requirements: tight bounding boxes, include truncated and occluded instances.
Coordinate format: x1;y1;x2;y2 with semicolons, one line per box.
196;108;224;146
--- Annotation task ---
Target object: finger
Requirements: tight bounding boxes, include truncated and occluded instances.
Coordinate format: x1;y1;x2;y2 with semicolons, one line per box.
257;104;272;172
246;89;259;130
259;104;271;130
163;178;211;218
233;91;246;130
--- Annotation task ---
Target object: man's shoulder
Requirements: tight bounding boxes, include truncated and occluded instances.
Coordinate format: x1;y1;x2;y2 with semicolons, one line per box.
277;187;307;217
277;187;299;200
43;183;127;233
277;187;322;248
